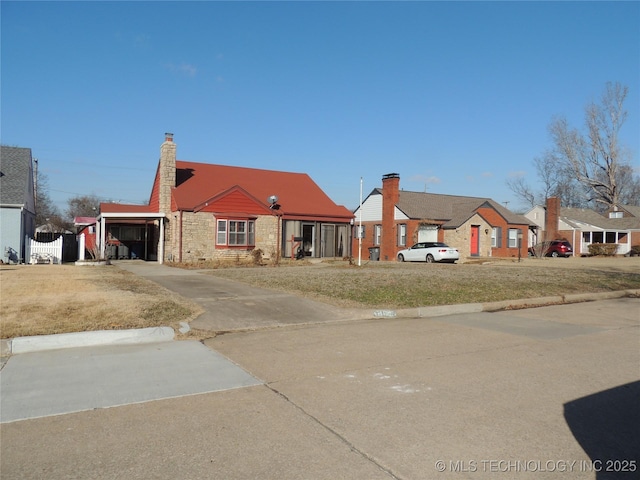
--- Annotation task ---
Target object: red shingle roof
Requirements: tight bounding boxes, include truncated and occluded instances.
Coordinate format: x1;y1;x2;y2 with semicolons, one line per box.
172;161;352;221
101;161;353;222
100;203;153;214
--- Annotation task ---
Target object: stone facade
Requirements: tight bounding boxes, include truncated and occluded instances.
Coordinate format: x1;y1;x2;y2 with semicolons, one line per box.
444;214;493;258
164;211;279;263
254;215;279;259
159;134;176;216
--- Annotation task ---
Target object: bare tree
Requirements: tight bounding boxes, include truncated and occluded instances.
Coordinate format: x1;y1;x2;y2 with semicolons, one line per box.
618;164;640;206
66;195;101;220
549;82;635;209
34;169;71;231
506;175;536;208
507;152;588;209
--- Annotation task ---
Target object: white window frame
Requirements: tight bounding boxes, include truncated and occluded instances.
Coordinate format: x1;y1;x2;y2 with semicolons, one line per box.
374;224;381;245
216;219;255;247
397;224;407;247
508;228;518;248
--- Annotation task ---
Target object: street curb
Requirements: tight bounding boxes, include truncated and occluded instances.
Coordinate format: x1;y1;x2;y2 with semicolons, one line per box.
386;290;639;319
4;327;175;355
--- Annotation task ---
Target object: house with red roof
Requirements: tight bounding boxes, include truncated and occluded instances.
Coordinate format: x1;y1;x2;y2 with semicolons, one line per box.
74;216;97;258
97;134;354;263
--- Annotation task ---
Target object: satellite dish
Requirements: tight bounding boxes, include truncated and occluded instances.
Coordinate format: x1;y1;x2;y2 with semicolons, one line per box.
268;195;279;205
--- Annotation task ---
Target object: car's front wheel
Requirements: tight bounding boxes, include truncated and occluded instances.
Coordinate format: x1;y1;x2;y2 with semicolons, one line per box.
426;254;435;263
551;251;559;258
398;254;405;262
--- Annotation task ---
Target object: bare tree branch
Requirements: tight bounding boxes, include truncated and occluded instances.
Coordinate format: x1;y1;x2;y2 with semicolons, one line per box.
549;82;630;209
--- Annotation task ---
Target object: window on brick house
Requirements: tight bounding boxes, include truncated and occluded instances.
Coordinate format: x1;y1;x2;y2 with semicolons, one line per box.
374;225;381;245
216;219;255;247
397;224;407;246
508;228;521;248
491;227;502;247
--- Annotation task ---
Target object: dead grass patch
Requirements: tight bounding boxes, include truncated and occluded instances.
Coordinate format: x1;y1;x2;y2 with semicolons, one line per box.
0;265;203;339
202;257;640;309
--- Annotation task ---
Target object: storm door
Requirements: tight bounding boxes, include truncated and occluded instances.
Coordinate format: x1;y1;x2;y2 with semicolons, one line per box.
321;224;336;257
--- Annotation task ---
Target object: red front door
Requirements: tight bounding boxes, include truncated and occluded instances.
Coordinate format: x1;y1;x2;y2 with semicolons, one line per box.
470;226;479;256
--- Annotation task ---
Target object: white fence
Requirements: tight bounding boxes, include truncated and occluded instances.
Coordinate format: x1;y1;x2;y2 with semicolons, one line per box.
25;235;63;264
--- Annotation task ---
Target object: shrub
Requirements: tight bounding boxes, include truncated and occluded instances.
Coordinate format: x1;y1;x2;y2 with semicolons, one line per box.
588;243;618;256
251;248;264;265
629;245;640;257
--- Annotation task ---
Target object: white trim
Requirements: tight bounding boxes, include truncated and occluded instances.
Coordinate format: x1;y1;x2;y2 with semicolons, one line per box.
97;212;166;220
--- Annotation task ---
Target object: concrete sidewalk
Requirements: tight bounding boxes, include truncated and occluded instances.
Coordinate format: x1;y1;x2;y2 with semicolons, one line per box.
0;340;260;423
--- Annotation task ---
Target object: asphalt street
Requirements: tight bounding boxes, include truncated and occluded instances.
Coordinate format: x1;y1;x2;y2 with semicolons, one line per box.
1;262;638;479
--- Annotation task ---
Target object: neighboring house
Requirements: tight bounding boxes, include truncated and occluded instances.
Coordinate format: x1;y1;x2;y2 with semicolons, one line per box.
524;198;640;256
74;216;97;258
0;146;36;263
98;134;354;263
353;173;532;261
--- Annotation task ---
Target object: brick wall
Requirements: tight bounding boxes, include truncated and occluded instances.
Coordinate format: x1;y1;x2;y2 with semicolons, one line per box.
381;174;400;261
545;197;560;241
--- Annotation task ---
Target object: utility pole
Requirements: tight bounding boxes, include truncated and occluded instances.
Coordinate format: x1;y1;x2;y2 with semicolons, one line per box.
33;158;38;209
358;177;363;266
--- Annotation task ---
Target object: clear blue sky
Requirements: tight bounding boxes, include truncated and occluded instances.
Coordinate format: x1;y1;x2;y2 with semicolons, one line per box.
2;1;638;214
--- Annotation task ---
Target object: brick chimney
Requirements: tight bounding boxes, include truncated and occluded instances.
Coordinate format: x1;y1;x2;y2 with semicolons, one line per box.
545;197;560;241
381;173;400;261
159;133;176;215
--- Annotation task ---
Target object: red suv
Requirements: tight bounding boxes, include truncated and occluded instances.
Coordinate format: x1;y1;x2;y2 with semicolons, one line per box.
528;240;573;258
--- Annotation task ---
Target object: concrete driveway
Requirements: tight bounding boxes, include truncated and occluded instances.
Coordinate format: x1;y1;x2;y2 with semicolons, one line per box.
2;297;638;479
114;261;370;331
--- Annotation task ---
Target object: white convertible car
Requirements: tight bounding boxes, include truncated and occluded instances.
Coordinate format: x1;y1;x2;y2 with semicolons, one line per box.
396;242;460;263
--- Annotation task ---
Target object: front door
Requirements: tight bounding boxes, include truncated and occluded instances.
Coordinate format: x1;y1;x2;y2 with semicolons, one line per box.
302;224;314;257
470;226;480;256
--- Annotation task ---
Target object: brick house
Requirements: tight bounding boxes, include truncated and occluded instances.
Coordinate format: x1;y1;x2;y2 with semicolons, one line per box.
353;173;532;261
524;198;640;256
97;134;354;263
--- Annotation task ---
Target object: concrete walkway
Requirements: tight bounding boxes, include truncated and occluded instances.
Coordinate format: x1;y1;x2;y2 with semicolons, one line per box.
114;261;372;332
0;340;260;423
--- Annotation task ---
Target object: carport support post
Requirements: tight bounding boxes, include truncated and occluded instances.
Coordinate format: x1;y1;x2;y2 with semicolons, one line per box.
99;216;106;260
159;217;165;264
78;233;85;261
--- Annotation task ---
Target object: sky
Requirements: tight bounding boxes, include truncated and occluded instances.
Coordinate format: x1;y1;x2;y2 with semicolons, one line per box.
2;1;639;215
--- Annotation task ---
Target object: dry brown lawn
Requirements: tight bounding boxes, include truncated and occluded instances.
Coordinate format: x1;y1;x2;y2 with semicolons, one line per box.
0;264;203;339
201;255;640;309
1;256;638;339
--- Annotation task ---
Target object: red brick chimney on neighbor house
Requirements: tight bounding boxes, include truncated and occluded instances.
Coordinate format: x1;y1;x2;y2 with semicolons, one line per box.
381;173;400;261
545;197;560;241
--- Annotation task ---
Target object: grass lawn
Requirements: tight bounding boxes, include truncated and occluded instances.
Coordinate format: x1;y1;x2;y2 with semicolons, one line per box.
1;256;638;339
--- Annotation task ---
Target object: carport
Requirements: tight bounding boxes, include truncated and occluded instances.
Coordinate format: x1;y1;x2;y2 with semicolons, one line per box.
96;211;166;263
